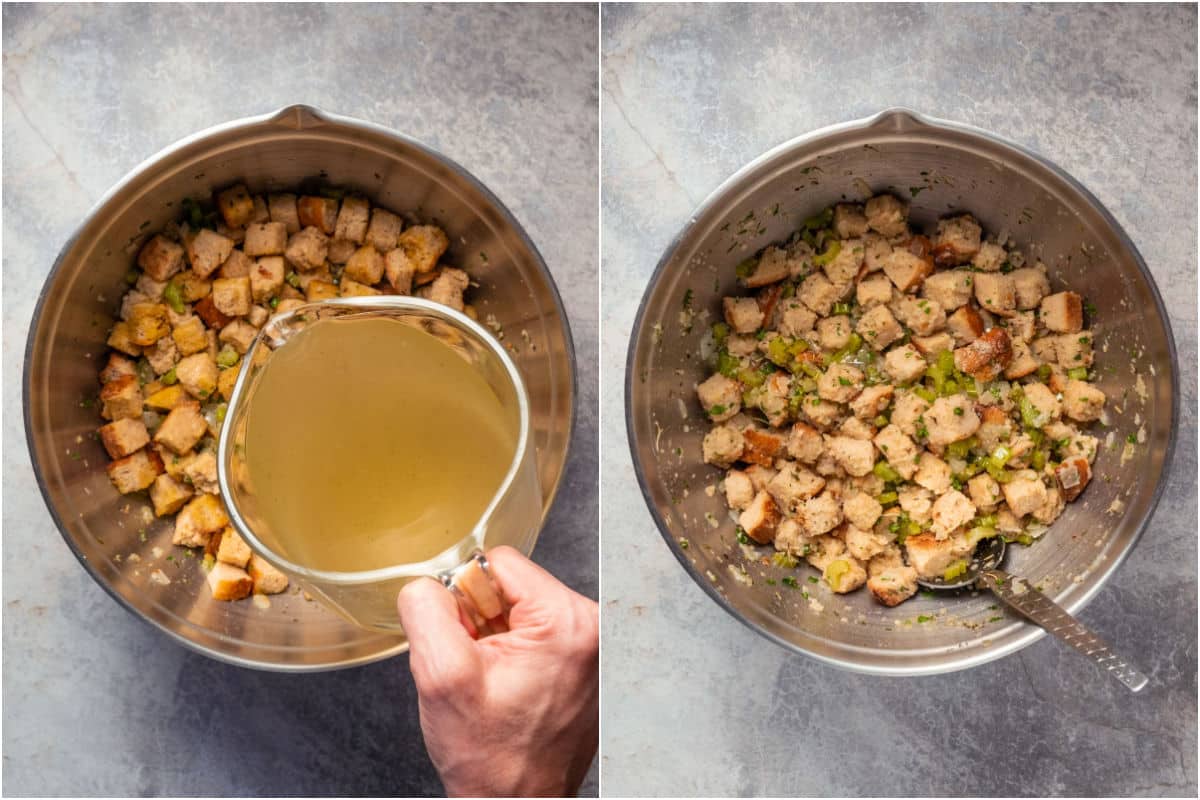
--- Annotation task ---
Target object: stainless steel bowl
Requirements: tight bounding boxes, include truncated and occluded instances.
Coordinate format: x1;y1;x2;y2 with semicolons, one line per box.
25;105;575;671
627;108;1176;675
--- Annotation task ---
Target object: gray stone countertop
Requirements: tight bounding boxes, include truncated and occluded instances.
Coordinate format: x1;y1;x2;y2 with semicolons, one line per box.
601;3;1196;797
2;4;597;796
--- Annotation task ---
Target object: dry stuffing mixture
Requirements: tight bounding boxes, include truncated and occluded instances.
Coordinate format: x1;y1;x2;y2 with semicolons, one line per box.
96;184;472;602
698;194;1105;607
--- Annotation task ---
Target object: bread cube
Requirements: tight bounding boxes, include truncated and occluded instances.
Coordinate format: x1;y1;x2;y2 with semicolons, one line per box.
833;203;869;238
822;238;864;285
867;551;919;607
946;304;985;346
786;422;824;463
99;375;143;421
701;425;745;468
904;532;972;579
896;296;946;336
344;244;385;284
295;195;337;234
954;327;1013;382
248;554;289;594
174;270;211;303
425;268;469;311
1004;339;1040;380
217;363;241;401
797;272;844;316
864;194;908;238
723;469;755;510
843;491;884;531
105;447;163;494
144;384;186;411
174;353;219;401
216;527;253;568
338;278;382;298
849;385;894;421
973;272;1016;317
862;233;892;272
153;400;207;455
738;490;781;543
268;193;301;234
305;280;339;302
922;270;974;310
185;228;235;279
172;493;228;548
216;184;255;228
1063;379;1106;422
874;424;920;480
327;238;357;265
723;296;764;334
825;435;875;477
1055;332;1094;368
250;194;270;224
137;235;186;281
799;491;843;536
245;255;284;303
284;226;330;272
1011;267;1051;310
246;304;269;328
170;315;209;356
816;315;853;350
334;196;370;244
217;248;253;279
884;344;927;384
219;319;257;354
148;473;192;517
931;214;982;267
856;274;893;307
211;277;252;317
100;355;137;388
912;332;955;358
971;241;1007;272
742;246;790;288
127;303;171;347
207;562;253;601
856;304;903;351
1055;457;1093;502
882;249;932;293
1002;474;1048;517
98;417;150;459
384;248;416;294
106;322;142;357
365;208;404;252
1040;291;1083;333
1007;310;1037;342
243;222;288;257
817;363;863;403
925;395;981;447
397;225;450;274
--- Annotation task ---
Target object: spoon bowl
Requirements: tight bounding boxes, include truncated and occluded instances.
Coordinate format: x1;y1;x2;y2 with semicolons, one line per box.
916;536;1008;592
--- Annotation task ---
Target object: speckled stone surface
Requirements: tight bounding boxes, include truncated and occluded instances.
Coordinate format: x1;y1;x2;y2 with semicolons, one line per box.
601;4;1196;797
2;4;597;796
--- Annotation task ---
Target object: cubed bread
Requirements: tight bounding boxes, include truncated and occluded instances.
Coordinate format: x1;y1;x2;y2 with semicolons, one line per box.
99;374;143;421
137;235;185;281
207;561;254;601
172;493;228;548
216;184;255;228
385;248;416;294
219;319;258;354
424;268;469;311
931;214;982;267
185;228;236;279
127;303;171;346
149;473;193;517
856;304;903;351
1040;291;1084;333
242;222;288;257
284;226;330;272
106;322;142;357
397;225;450;274
153;400;208;455
344;244;386;284
365;208;404;252
305;280;339;302
297;196;339;235
211;277;252;317
100;353;138;384
105;447;163;494
144;384;186;411
1011;267;1051;310
334;196;370;244
339;278;383;298
171;315;209;356
216;526;253;568
217;248;254;279
973;272;1016;317
174;353;219;400
864;194;908;238
248;554;289;594
267;193;301;234
98;417;150;459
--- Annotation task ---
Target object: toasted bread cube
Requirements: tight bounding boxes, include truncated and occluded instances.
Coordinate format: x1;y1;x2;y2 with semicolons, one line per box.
701;424;745;468
1040;291;1083;333
874;424;920;480
826;435;875;477
904;532;972;579
973;272;1016;317
954;327;1013;382
105;447;163;494
106;322;142;357
327;237;357;265
304;280;338;302
185;228;235;279
867;552;919;606
217;248;253;279
250;194;269;223
739;490;781;543
817;363;863;403
284;226;330;272
127;303;171;347
1055;331;1094;368
338;278;382;298
372;247;411;295
929;490;976;539
799;490;843;536
883;249;933;293
925;395;981;447
170;315;209;356
1004;338;1040;380
856;274;893;307
217;363;241;401
216;222;245;245
344;244;386;284
1055;457;1093;502
144;384;186;411
334;196;370;244
397;225;449;273
153;400;207;455
849;385;894;421
1023;382;1062;426
889;390;931;440
765;464;825;515
183;450;218;494
923;270;974;310
173;270;211;303
218;319;257;355
365;208;404;252
864;194;908;238
248;255;285;303
425;268;469;312
912;331;955;359
843;491;884;531
99;375;143;421
135;273;168;302
211;277;252;317
972;241;1007;272
777;301;817;337
275;298;306;315
174;353;218;401
98;418;150;459
697;373;741;421
268;193;301;233
215;184;254;228
216;527;253;568
296;196;338;235
119;290;152;322
742;246;790;288
100;353;137;384
884;343;928;384
931;214;982;267
243;222;288;257
1010;267;1051;310
207;562;253;601
248;554;289;594
856;304;903;351
816;315;853;350
741;427;786;466
822;555;868;593
149;473;193;516
1002;474;1048;517
173;494;228;548
786;422;824;463
1063;379;1106;422
967;472;1002;510
798;271;844;316
946;304;985;346
822;238;864;284
723;296;764;334
137;235;186;281
833;203;869;238
246;304;269;328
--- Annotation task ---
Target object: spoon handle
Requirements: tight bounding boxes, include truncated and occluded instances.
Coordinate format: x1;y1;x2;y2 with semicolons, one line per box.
979;569;1148;693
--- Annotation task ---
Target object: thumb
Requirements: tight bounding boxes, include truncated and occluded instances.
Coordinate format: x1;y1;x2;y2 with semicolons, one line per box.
397;578;480;689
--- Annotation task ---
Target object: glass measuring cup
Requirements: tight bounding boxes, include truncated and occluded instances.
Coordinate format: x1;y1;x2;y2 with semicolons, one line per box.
217;297;542;636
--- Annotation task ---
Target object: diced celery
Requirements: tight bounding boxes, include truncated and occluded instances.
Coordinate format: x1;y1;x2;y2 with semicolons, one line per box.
735;258;758;279
873;461;903;483
712;322;730;347
160;368;178;386
1036;364;1052;382
824;559;851;591
163;281;185;314
876;491;899;506
803;207;834;230
716;350;740;378
1067;366;1089;380
831;302;852;316
942;560;969;582
812;240;842;267
913;386;936;403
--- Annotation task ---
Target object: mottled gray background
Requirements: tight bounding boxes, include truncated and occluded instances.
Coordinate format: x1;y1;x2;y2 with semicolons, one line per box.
601;3;1196;797
2;3;597;797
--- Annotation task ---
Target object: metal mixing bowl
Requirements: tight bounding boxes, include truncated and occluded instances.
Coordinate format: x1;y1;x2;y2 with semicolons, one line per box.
25;105;575;671
626;108;1176;675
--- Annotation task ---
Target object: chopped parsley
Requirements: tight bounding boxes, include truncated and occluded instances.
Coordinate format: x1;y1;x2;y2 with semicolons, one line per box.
781;576;799;588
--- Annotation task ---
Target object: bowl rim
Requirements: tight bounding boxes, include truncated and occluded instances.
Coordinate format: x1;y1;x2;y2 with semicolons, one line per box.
624;106;1179;676
24;103;577;672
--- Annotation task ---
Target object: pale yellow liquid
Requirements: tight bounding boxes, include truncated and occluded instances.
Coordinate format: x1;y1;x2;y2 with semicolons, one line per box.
242;316;518;572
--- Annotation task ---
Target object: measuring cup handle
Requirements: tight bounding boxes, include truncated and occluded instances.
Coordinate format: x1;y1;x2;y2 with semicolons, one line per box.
441;551;510;637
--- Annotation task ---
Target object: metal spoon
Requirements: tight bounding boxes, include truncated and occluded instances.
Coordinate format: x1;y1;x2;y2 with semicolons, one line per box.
917;537;1149;692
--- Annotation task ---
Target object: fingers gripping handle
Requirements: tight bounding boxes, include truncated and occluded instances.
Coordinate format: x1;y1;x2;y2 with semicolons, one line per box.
443;551;509;637
980;570;1149;693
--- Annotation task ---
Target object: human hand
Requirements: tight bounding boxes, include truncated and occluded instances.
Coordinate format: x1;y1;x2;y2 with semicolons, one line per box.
397;546;599;798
